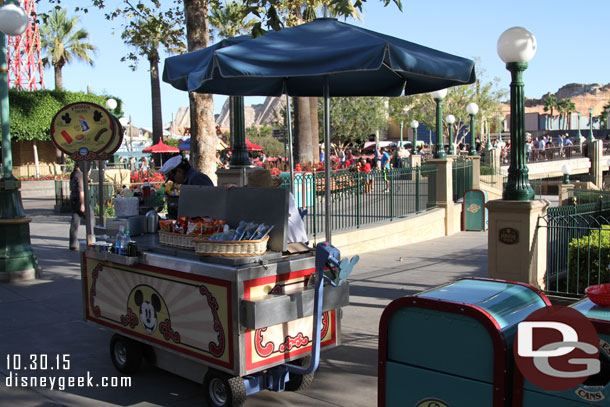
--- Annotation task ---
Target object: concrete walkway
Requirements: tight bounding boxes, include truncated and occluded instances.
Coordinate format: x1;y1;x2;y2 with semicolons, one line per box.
0;197;488;407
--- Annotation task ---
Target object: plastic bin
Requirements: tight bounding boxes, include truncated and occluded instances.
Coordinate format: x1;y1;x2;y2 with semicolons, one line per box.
378;277;550;407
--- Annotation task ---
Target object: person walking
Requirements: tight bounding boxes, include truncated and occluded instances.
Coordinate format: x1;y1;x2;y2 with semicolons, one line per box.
140;157;148;175
380;147;391;192
69;162;94;250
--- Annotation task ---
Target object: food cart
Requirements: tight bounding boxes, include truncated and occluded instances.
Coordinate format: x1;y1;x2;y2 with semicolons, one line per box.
79;184;355;407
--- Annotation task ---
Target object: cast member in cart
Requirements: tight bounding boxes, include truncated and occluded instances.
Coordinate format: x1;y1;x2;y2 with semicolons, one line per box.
160;155;214;186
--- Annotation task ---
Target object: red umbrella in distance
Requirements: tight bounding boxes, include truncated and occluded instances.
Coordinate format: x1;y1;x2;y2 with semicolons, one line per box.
142;139;180;153
228;138;263;152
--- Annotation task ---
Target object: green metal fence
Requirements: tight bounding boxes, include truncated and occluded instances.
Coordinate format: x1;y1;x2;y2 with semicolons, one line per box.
281;165;437;238
543;200;610;295
569;189;610;204
452;157;473;201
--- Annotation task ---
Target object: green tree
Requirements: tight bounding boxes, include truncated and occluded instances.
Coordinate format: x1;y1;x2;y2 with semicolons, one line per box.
543;94;558;130
209;0;258;39
600;101;610;129
389;61;506;147
246;125;285;156
277;2;364;165
118;9;184;149
327;96;388;151
40;8;97;90
558;98;575;130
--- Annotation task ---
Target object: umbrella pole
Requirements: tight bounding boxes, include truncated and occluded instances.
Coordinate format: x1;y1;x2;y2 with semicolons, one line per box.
285;93;294;190
324;77;331;244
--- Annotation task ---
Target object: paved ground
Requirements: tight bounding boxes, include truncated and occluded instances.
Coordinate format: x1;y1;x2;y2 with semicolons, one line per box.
1;197;488;407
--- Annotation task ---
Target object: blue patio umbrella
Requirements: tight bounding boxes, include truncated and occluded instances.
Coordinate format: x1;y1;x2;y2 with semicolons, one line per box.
163;18;476;243
178;138;190;151
163;18;475;96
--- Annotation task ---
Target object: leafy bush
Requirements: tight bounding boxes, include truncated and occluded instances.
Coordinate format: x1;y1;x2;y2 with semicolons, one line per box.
566;225;610;294
10;90;122;142
480;166;495;176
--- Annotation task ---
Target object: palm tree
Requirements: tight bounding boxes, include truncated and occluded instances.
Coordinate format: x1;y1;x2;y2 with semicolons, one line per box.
558;98;575;130
209;0;257;39
121;15;184;147
184;0;217;182
40;8;97;90
286;3;361;164
543;95;558;130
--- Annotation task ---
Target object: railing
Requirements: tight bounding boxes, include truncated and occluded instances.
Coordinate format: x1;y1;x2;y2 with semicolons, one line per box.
569;189;610;205
480;164;506;190
543;200;610;296
501;145;586;166
281;166;438;238
452;157;473;201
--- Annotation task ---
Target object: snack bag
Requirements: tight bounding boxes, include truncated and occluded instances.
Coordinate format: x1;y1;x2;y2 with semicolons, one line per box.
159;220;175;232
186;220;203;236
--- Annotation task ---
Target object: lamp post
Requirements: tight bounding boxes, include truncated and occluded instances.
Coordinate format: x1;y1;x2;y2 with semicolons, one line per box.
446;114;456;155
430;89;447;159
399;121;404;150
588;106;595;142
491;114;502;149
497;26;537;201
0;1;38;281
466;102;479;155
561;164;571;185
410;120;419;149
577;111;582;140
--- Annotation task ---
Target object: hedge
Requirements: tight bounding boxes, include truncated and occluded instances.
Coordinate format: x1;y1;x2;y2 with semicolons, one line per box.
566;225;610;294
9;90;122;142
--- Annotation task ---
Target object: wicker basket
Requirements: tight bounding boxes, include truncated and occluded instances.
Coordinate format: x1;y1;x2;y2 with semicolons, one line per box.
159;231;198;250
194;235;269;257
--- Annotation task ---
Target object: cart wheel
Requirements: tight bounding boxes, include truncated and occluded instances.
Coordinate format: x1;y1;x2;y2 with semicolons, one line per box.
204;369;246;407
110;334;143;374
285;355;315;391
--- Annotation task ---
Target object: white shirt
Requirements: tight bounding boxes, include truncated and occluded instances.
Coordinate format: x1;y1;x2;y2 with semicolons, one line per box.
287;193;308;244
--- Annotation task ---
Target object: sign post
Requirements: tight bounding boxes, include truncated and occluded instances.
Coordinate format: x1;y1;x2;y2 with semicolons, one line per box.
50;102;123;245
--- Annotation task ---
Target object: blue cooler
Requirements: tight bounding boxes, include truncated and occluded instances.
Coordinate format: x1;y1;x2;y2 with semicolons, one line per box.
379;277;550;407
514;298;610;406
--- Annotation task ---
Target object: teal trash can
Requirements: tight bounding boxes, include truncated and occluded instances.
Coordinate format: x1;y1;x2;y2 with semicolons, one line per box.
514;298;610;406
462;189;488;231
378;277;550;407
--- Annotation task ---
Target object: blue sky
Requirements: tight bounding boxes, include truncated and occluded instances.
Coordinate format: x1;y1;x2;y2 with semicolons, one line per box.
39;1;610;128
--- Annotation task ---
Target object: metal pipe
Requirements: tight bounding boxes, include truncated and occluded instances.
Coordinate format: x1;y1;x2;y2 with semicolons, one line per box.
324;77;331;244
285;93;294;190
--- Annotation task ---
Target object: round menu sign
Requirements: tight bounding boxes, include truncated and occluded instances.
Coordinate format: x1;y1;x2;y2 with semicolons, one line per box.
104;115;123;155
50;102;115;160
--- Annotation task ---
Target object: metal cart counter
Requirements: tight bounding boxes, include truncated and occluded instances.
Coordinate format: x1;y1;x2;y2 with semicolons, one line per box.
81;236;349;381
